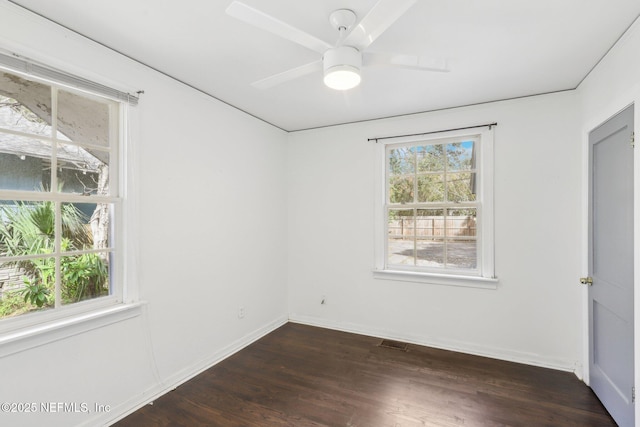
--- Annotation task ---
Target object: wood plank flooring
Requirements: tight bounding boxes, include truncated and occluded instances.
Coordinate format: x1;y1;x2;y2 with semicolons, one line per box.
114;323;616;427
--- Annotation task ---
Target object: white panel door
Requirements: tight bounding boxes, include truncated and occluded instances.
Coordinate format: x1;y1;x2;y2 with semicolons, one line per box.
589;104;635;427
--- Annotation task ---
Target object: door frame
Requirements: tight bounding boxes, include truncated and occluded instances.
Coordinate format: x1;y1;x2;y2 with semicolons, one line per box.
582;99;639;423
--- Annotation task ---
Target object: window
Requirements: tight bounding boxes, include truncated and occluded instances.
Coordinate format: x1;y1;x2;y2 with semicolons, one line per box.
0;68;123;322
374;127;496;287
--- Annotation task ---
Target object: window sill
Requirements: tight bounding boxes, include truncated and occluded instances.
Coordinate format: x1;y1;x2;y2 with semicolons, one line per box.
0;302;144;358
373;269;498;289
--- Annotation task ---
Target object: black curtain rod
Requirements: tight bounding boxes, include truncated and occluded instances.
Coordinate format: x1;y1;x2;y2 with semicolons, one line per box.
368;122;498;142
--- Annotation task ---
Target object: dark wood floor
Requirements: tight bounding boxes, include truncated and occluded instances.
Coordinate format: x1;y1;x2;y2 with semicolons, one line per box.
114;323;616;427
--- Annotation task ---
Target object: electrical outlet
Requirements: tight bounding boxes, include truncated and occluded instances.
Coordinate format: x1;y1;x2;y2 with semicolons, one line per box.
238;307;245;319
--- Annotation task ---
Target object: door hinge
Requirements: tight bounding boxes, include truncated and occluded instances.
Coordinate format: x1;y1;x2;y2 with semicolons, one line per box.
632;131;635;148
633;386;636;403
579;277;593;286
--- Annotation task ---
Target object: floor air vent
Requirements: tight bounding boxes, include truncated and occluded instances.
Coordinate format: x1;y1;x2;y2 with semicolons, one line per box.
378;339;409;351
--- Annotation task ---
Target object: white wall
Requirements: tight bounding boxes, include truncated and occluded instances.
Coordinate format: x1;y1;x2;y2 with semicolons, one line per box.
0;2;289;426
287;90;584;371
1;1;638;425
577;16;640;424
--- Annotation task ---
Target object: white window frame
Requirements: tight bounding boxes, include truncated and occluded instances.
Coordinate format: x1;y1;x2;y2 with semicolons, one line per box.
0;66;141;357
373;127;497;289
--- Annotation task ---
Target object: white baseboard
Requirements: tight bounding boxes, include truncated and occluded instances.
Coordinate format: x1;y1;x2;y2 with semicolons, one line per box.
288;314;579;375
90;314;288;427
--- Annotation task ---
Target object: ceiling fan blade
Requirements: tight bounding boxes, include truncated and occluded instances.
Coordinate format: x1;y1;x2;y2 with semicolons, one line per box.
343;0;417;51
251;60;323;90
364;52;450;72
226;1;332;54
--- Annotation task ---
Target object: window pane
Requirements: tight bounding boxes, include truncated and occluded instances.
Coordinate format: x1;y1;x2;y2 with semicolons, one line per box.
0;133;52;191
58;90;110;147
416;209;445;238
388;209;414;265
389;176;414;204
446;209;477;270
446;172;476;202
0;201;56;257
0;72;52;137
61;202;111;252
416;209;445;267
447;209;477;238
417;174;444;202
388;147;414;175
416;239;445;268
0;256;55;318
417;144;445;172
388;209;414;239
388;238;415;266
57;143;109;195
447;141;475;171
61;252;110;305
446;241;477;269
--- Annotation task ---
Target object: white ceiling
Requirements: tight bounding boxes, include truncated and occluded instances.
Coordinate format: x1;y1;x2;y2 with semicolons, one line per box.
9;0;640;131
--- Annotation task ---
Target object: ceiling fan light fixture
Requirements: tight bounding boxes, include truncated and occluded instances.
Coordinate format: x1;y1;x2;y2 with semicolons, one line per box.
323;46;362;90
324;65;361;90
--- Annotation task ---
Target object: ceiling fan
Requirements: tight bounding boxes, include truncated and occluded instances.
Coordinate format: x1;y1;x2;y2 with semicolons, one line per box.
225;0;450;91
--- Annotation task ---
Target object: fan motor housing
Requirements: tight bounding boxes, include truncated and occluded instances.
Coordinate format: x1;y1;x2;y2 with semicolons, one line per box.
323;46;361;73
